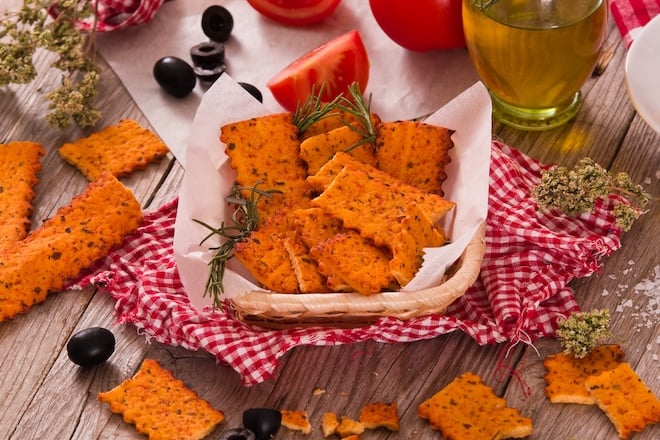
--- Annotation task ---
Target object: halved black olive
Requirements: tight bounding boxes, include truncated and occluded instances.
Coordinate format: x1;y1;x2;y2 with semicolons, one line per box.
217;427;256;440
202;5;234;42
238;82;263;103
190;41;225;69
243;408;281;440
194;64;226;84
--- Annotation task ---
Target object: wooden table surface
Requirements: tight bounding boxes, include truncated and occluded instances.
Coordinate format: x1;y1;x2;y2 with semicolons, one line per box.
1;5;658;440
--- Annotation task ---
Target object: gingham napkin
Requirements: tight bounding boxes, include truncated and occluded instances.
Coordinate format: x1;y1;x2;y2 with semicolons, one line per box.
611;0;660;48
68;141;626;386
60;0;164;32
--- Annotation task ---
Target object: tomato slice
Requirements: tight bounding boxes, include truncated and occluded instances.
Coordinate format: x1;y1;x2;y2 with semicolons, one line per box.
267;30;370;112
247;0;343;26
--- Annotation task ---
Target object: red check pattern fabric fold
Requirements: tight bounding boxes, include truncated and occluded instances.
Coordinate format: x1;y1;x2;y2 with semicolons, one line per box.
610;0;660;47
68;142;626;386
58;0;165;32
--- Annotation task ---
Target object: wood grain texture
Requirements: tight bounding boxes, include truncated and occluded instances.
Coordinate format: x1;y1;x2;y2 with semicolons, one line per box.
0;12;657;440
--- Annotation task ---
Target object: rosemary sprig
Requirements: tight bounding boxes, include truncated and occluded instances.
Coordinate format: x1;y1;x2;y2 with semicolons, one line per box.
0;0;101;129
292;83;343;134
193;182;280;307
532;158;651;231
555;309;612;358
336;82;377;152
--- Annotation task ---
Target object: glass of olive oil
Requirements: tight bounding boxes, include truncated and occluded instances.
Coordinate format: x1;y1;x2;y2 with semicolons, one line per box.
462;0;607;130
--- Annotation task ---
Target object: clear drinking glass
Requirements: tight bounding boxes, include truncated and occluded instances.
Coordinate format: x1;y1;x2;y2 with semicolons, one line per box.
462;0;608;130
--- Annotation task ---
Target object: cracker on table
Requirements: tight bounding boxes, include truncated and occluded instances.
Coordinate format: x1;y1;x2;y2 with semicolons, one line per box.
0;172;142;322
376;120;454;196
336;416;365;437
281;409;312;434
58;119;169;181
418;372;533;440
321;412;340;438
543;344;625;404
585;362;660;439
359;401;399;431
98;358;225;440
0;141;44;245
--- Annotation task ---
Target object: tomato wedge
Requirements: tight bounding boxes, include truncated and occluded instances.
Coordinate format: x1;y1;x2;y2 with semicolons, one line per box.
267;30;370;112
247;0;343;26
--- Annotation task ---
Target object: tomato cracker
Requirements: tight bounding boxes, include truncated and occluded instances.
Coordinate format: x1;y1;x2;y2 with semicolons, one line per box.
336;416;365;437
321;412;340;438
543;344;625;404
0;172;142;322
98;359;224;440
585;362;660;439
58;119;169;180
281;409;312;434
419;372;533;439
359;401;399;431
0;141;44;245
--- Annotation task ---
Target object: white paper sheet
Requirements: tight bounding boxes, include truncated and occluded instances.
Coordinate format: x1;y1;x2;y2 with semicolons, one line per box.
173;77;492;312
96;0;479;166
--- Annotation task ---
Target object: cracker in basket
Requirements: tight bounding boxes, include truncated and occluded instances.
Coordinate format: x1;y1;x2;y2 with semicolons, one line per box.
98;358;225;440
283;233;330;293
221;113;312;218
58;119;169;181
389;203;447;287
375;120;454;196
0;141;44;245
419;372;533;439
0;172;142;322
234;210;299;293
585;362;660;439
310;231;396;295
299;120;379;176
312;165;452;248
543;344;625;404
359;401;399;431
281;409;312;434
301;108;378;140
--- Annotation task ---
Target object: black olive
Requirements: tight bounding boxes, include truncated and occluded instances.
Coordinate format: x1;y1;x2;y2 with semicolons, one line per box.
66;327;115;367
238;82;263;103
202;5;234;42
153;56;196;98
194;64;226;84
243;408;281;440
217;427;256;440
190;41;225;69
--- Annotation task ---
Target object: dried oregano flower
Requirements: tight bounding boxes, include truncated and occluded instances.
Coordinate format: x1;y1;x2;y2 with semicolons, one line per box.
555;309;612;358
532;158;651;231
1;1;100;129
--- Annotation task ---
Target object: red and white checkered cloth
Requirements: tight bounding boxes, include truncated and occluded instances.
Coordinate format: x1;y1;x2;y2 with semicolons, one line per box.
611;0;660;48
68;141;627;385
54;0;165;32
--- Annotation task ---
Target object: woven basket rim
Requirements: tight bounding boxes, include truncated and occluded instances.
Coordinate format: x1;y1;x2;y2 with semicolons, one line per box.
230;221;486;328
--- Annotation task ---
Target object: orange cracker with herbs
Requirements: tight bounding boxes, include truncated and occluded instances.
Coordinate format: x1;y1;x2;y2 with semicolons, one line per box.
585;362;660;439
359;401;399;431
58;119;169;180
418;372;533;440
281;409;312;434
0;172;142;322
0;141;44;245
321;412;340;438
336;416;365;437
375;120;454;196
98;358;225;440
543;343;625;404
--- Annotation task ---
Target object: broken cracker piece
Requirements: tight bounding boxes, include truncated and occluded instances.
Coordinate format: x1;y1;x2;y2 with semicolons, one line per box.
281;409;312;434
321;412;339;438
98;358;224;440
0;172;142;322
543;344;625;404
419;372;533;440
336;416;365;437
0;141;44;245
585;362;660;439
58;119;169;180
359;401;399;431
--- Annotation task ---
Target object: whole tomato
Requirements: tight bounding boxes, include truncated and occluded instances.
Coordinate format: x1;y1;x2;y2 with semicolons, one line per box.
247;0;343;26
369;0;465;51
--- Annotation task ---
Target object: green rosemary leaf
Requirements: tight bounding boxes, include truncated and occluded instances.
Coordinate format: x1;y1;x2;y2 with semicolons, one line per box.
336;82;376;152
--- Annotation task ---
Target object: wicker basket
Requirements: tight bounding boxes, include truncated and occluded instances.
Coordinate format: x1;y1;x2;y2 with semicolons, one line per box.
230;221;486;329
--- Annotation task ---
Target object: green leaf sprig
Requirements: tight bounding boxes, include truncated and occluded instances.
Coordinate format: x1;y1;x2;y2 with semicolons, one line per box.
337;82;377;152
555;309;612;358
1;0;101;129
193;182;280;307
292;83;343;134
532;158;651;231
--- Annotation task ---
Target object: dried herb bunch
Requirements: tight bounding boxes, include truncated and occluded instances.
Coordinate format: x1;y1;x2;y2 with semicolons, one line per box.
533;158;651;231
555;309;612;358
0;0;101;129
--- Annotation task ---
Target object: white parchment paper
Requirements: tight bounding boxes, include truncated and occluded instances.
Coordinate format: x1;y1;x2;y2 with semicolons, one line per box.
173;76;492;312
96;0;479;166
